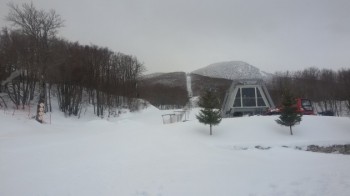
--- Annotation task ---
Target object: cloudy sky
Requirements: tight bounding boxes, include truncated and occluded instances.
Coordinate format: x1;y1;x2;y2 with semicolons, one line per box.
1;0;350;73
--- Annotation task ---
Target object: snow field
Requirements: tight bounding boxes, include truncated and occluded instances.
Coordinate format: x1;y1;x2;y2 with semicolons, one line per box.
1;106;350;196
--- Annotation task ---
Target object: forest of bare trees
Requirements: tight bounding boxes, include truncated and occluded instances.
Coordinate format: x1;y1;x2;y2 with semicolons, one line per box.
268;67;350;116
0;3;145;118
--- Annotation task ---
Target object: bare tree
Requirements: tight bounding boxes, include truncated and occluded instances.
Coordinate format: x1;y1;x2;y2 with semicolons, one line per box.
7;3;63;40
0;29;39;109
338;68;350;112
7;2;63;122
2;2;146;119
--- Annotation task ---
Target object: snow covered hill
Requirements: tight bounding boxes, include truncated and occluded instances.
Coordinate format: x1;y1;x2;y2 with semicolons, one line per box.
192;61;272;80
1;106;350;196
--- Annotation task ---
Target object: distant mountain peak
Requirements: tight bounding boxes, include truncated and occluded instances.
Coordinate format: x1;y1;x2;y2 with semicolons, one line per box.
192;61;268;80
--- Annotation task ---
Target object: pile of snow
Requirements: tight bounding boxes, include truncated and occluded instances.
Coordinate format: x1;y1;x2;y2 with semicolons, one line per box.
192;61;271;80
1;106;350;196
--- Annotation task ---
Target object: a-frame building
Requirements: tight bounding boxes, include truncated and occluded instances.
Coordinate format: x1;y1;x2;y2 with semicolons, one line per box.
221;79;275;117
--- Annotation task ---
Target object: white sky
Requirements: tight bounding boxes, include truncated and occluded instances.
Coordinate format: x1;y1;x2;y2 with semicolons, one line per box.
1;0;350;73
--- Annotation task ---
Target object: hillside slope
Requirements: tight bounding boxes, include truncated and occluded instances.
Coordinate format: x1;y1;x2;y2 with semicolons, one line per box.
190;73;232;102
138;72;188;108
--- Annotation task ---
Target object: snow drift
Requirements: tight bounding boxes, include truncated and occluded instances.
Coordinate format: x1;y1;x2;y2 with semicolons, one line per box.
1;106;350;196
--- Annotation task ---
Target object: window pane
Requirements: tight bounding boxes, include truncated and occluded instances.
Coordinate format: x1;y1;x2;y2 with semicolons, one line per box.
256;88;266;106
257;88;262;97
242;88;256;107
257;98;266;106
301;99;313;111
242;88;255;97
233;89;241;107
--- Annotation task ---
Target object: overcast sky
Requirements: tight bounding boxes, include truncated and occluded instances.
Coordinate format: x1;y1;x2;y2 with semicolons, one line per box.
1;0;350;73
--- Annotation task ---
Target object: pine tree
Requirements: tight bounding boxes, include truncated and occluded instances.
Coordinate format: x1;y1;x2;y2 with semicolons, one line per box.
276;89;302;135
196;90;222;135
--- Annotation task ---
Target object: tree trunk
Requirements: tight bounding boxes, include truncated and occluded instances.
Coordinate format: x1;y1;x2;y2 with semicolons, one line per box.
290;125;293;135
48;84;52;112
210;124;212;135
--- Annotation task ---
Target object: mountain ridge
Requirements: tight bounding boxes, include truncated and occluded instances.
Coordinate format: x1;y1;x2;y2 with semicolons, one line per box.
191;61;269;80
144;61;273;81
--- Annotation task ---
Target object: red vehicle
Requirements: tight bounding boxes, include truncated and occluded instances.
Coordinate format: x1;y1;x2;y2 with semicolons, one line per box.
266;98;315;115
296;98;314;115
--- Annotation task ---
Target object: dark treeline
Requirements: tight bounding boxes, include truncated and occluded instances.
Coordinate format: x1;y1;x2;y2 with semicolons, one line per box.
268;67;350;115
0;3;145;117
191;73;232;104
138;72;188;109
139;84;188;109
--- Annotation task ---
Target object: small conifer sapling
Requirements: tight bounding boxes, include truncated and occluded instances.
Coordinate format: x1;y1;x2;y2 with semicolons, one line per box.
196;90;222;135
275;90;302;135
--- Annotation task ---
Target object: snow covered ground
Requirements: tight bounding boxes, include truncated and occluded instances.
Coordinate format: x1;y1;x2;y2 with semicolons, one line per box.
1;106;350;196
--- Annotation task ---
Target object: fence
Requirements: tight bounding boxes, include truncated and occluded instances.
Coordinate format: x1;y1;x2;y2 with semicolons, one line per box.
161;109;189;124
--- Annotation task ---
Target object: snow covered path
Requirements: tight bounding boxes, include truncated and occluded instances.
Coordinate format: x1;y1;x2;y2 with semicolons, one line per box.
1;108;350;196
186;73;193;98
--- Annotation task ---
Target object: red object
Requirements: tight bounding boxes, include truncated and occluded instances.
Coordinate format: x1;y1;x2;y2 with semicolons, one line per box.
266;98;315;115
295;98;314;115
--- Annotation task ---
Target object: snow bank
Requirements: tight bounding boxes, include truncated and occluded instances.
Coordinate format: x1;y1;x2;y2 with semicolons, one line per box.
1;107;350;196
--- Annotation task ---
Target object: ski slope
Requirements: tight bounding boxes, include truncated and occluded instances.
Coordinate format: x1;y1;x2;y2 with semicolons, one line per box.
1;106;350;196
186;73;193;98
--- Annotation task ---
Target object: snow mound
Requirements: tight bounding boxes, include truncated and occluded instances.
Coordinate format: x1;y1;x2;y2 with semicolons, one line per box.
192;61;268;80
2;108;350;196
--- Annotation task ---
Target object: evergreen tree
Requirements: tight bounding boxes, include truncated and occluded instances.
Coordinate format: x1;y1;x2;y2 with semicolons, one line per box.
196;90;222;135
276;89;302;135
